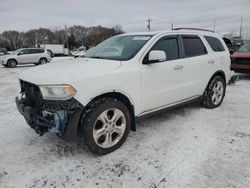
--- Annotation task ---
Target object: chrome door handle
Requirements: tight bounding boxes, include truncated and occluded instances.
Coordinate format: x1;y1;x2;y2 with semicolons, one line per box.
208;59;215;64
174;65;184;70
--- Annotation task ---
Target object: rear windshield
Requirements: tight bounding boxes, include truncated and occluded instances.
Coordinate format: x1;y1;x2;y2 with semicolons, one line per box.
239;43;250;52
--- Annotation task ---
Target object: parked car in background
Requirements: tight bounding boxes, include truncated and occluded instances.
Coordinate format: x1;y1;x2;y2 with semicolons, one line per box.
223;37;235;55
46;49;54;58
231;42;250;73
1;48;52;68
16;29;230;155
71;46;86;57
73;50;86;58
0;48;8;56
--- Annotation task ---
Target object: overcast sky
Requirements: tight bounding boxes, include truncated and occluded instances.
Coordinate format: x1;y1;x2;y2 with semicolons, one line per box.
1;0;250;37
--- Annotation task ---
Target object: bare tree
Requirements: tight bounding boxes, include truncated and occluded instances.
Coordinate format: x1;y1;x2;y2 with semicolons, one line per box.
0;25;124;50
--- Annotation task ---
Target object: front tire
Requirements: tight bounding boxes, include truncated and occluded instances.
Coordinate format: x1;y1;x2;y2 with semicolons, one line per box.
202;76;226;109
7;59;17;68
80;98;131;155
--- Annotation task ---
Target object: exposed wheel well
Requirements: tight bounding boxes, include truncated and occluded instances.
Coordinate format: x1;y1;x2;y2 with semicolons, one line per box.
212;71;226;83
85;92;136;131
203;70;226;94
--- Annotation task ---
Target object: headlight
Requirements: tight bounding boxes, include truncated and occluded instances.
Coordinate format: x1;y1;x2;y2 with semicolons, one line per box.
39;85;76;100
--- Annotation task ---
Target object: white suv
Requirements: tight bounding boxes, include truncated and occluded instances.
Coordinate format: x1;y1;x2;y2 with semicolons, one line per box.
16;29;231;155
1;48;51;68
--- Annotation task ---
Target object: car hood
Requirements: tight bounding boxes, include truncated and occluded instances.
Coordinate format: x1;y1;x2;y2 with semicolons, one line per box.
231;52;250;59
19;58;121;85
0;54;15;60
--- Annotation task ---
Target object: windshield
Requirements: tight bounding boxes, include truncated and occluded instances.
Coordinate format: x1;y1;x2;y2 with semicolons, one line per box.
239;43;250;52
13;49;23;54
85;35;152;61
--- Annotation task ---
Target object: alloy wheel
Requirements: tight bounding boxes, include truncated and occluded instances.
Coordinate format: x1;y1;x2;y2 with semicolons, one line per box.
211;81;224;105
9;60;16;68
93;108;126;148
40;59;47;64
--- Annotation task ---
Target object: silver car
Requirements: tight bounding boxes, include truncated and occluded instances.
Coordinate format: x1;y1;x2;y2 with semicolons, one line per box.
0;48;52;68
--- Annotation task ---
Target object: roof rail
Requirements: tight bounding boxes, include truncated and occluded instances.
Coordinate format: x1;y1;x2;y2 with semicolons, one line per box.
172;28;214;33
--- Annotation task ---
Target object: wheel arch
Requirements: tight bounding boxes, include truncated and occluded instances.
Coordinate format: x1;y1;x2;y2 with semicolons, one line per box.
210;70;226;83
204;70;226;94
39;57;48;62
7;58;18;64
7;58;18;67
84;91;136;131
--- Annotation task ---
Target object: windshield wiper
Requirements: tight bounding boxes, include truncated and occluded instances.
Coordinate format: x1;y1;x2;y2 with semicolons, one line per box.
88;56;106;59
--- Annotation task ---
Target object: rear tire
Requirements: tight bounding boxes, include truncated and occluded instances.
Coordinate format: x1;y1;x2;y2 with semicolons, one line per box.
80;98;131;155
39;58;47;65
202;76;226;109
7;59;17;68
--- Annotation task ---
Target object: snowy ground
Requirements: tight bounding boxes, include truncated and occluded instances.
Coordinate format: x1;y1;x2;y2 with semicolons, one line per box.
0;61;250;188
50;56;74;63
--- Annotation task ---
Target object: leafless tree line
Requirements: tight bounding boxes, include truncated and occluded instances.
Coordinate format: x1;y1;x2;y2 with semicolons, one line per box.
0;25;123;51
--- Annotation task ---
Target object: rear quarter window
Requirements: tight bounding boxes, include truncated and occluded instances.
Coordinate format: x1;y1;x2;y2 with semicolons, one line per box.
182;35;207;57
204;36;225;52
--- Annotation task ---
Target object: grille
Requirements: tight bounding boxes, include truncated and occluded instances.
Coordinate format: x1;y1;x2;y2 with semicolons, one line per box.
234;58;250;64
20;80;43;107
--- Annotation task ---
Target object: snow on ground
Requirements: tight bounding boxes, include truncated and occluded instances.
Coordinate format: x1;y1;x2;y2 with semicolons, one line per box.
50;57;74;63
0;63;250;188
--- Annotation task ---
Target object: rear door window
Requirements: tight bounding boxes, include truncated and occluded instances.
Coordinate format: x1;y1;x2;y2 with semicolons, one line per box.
30;49;44;54
182;35;207;57
205;36;225;52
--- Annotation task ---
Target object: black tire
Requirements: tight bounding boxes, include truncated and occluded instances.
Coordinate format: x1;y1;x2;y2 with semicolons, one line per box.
7;59;17;68
80;98;131;155
202;76;226;109
39;58;47;65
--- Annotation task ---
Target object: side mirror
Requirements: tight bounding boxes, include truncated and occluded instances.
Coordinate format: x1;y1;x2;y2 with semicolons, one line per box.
143;50;166;64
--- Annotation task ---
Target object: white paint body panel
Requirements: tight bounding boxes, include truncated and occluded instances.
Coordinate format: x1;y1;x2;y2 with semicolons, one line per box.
2;49;51;65
18;30;231;117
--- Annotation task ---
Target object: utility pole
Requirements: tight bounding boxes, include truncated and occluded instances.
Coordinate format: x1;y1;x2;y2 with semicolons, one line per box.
171;23;174;30
240;16;243;38
147;19;151;31
65;25;69;54
213;19;216;32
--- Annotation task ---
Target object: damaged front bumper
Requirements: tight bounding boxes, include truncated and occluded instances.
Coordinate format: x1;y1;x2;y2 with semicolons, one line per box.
15;96;84;141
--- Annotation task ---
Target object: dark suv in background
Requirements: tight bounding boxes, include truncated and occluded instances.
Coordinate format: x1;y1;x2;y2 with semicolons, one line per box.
0;48;8;56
